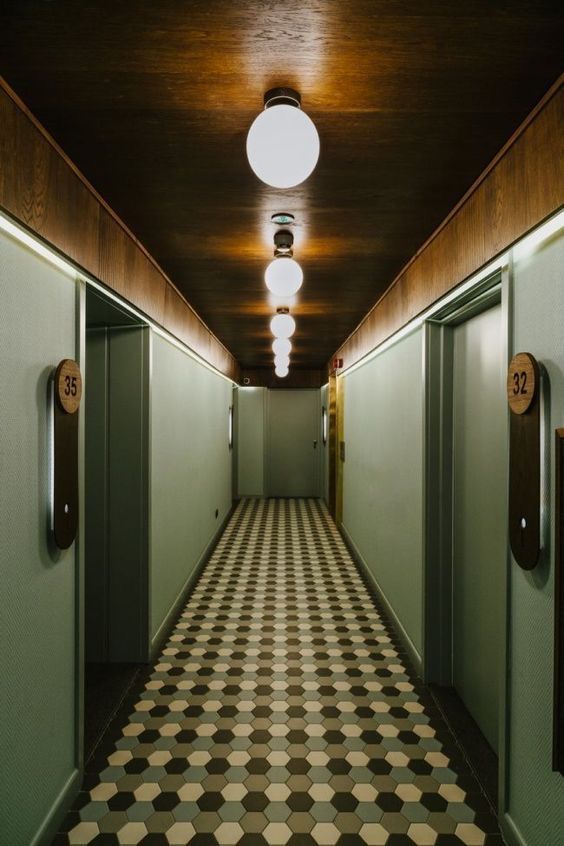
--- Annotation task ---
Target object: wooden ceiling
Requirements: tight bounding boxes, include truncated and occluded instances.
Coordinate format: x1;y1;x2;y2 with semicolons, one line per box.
1;1;562;368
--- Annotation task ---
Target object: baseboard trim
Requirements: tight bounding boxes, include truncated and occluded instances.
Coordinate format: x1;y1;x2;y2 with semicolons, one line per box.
149;502;237;659
500;812;527;846
33;767;82;846
339;522;423;677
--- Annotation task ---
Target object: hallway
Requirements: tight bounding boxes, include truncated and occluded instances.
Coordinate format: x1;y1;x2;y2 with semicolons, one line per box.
55;498;502;846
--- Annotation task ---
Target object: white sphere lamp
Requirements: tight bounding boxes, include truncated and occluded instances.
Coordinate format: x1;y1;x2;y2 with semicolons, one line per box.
274;353;290;369
272;338;292;356
265;256;303;297
275;364;289;378
270;309;296;339
246;88;320;189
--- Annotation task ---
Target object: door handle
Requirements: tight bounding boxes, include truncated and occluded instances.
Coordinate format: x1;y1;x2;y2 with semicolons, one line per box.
313;440;317;449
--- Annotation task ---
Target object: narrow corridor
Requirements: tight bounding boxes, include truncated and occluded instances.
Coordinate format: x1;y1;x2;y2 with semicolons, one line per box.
55;499;503;846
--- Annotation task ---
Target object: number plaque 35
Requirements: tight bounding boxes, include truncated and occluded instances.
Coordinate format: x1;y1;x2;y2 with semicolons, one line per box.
55;358;83;414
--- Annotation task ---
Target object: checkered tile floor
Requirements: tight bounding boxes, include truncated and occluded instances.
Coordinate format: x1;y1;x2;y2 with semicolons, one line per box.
54;498;503;845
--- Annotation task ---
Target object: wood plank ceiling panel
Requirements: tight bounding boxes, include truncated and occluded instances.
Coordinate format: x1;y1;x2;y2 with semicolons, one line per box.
1;0;562;368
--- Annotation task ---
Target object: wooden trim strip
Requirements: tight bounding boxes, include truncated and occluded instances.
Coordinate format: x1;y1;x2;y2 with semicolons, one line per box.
0;77;239;382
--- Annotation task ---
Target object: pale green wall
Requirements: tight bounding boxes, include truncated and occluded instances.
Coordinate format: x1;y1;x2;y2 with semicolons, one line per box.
0;230;78;845
342;328;424;663
321;383;329;503
506;229;564;845
236;387;266;496
150;334;233;643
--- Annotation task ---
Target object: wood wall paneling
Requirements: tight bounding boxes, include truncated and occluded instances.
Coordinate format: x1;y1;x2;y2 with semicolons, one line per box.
331;82;563;374
0;81;239;383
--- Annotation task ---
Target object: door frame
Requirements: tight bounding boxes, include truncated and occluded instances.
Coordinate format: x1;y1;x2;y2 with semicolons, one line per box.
328;371;344;523
422;266;512;810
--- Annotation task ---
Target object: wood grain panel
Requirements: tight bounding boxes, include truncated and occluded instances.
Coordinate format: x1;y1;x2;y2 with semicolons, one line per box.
0;81;239;382
332;81;563;373
1;1;561;370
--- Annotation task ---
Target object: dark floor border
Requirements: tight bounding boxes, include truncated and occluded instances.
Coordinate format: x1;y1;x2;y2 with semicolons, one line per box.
429;683;499;815
84;664;143;764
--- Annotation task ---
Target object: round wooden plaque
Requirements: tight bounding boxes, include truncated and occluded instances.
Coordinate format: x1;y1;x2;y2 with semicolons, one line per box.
55;359;83;414
507;352;537;415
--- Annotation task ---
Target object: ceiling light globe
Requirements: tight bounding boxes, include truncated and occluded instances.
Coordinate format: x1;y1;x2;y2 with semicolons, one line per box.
270;313;296;339
265;257;303;297
272;338;292;356
274;353;290;368
246;104;320;189
275;364;289;378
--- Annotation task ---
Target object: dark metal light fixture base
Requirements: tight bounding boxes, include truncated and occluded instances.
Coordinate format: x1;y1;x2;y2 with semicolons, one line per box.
264;87;301;108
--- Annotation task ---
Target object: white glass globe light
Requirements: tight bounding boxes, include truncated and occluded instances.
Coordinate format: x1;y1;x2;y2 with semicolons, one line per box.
274;353;290;369
247;103;320;189
265;257;303;297
270;313;296;339
272;338;292;356
275;364;289;378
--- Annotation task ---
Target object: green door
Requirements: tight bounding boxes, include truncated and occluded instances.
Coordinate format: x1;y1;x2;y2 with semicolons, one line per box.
267;389;320;496
452;303;505;752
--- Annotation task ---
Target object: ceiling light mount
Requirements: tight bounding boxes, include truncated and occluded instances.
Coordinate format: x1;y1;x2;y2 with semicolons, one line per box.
264;87;301;108
273;229;294;255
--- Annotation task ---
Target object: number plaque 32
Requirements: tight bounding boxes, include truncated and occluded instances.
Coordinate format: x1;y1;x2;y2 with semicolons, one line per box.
507;352;537;415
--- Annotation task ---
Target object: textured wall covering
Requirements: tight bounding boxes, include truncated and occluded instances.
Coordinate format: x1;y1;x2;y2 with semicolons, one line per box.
507;229;564;845
0;230;77;844
150;334;233;643
341;328;424;661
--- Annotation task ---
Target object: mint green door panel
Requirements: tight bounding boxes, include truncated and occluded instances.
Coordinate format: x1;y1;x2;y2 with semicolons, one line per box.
85;326;149;663
452;303;505;753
